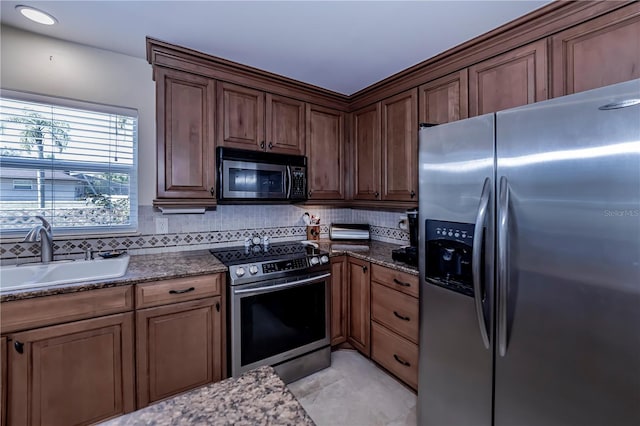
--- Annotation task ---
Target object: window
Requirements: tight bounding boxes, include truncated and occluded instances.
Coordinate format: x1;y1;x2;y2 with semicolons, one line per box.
0;91;138;235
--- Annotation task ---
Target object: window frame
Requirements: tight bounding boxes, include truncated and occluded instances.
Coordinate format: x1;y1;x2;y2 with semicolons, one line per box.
0;89;139;237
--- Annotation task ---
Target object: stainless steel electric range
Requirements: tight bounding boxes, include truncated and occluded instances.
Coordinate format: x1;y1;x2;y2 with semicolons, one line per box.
210;240;331;383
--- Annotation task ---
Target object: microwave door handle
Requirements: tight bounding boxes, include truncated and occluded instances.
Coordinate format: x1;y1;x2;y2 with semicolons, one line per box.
286;166;292;198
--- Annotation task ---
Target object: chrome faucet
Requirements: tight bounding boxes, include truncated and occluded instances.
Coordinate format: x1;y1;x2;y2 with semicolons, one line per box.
23;215;54;263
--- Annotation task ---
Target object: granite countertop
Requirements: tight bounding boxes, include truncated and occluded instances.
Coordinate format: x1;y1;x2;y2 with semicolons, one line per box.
1;240;417;302
100;365;315;426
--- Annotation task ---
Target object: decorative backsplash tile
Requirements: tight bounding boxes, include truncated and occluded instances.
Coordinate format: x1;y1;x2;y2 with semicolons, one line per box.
0;205;410;263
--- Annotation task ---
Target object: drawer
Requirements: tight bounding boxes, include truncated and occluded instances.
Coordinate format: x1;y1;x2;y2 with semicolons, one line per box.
371;264;418;298
1;285;133;333
136;274;223;309
371;322;419;390
371;282;419;344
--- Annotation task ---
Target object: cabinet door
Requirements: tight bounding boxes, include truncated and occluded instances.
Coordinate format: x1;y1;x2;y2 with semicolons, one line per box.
381;89;418;201
156;67;216;200
419;69;469;124
352;103;381;201
136;297;222;408
347;257;371;356
1;336;6;426
551;4;640;97
266;94;305;155
306;104;345;200
330;256;348;346
217;82;265;151
469;39;548;116
8;313;135;426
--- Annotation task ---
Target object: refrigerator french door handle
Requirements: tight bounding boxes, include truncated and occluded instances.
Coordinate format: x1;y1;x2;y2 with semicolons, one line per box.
472;177;491;349
498;176;510;357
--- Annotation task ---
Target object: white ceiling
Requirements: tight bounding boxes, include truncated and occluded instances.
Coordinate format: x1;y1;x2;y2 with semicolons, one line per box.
0;1;552;95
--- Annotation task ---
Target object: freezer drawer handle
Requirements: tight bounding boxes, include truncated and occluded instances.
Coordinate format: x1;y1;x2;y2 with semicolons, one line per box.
498;176;511;357
393;278;411;287
393;354;411;367
472;177;492;349
393;311;410;321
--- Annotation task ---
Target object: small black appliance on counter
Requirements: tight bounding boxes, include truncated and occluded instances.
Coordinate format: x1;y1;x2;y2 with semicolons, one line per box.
392;209;419;266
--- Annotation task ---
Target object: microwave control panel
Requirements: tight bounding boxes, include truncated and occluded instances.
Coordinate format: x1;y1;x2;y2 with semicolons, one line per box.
291;167;307;199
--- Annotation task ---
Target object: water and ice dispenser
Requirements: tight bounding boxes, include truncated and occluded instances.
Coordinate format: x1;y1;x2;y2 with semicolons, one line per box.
424;219;478;297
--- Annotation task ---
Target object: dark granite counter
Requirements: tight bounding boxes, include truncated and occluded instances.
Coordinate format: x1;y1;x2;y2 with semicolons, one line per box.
100;366;315;426
1;240;416;302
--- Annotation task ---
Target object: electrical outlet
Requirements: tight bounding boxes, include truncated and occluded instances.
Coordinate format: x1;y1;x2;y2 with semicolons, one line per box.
155;217;169;234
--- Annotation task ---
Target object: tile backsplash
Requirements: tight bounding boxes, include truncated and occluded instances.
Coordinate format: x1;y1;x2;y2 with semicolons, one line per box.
0;205;411;263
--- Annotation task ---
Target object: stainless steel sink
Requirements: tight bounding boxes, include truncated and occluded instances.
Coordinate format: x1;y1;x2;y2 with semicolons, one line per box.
0;255;130;292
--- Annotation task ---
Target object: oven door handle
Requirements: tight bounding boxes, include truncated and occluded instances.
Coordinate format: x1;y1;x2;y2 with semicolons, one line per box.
233;272;331;295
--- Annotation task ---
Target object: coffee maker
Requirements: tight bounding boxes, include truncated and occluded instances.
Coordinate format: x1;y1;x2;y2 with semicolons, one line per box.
392;209;419;266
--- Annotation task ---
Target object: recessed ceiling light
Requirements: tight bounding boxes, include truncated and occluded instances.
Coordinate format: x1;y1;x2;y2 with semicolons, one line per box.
15;5;57;25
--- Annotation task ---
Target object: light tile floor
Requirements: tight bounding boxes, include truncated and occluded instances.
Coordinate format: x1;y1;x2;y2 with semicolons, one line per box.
288;349;417;426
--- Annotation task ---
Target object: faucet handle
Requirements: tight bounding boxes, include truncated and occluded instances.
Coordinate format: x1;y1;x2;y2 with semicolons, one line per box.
35;215;51;231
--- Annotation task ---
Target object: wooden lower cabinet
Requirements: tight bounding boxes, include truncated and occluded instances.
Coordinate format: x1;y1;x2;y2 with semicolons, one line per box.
347;257;371;356
136;296;222;408
7;313;135;426
1;336;6;426
371;322;419;390
330;256;348;345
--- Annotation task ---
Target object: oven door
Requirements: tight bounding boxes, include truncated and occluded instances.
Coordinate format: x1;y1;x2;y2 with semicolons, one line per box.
230;271;330;377
222;159;288;199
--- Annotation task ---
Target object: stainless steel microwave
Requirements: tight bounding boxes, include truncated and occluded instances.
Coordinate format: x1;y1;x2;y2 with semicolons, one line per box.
216;147;307;203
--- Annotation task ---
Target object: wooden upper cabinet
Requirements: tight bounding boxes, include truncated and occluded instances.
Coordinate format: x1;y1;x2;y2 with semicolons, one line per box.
381;89;418;202
469;39;548;116
218;83;305;155
8;313;135;426
155;68;216;202
217;82;265;151
352;103;381;201
266;94;305;155
306;104;345;200
551;4;640;97
419;69;469;124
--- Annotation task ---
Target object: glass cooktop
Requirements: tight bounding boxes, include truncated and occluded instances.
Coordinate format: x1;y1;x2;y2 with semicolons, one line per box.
210;241;327;266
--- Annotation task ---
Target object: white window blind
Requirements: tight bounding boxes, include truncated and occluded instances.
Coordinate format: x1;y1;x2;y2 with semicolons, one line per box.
0;91;138;235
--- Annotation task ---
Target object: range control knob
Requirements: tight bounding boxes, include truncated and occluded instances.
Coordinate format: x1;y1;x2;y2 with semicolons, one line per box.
235;267;246;277
310;256;320;266
249;265;259;275
320;255;329;264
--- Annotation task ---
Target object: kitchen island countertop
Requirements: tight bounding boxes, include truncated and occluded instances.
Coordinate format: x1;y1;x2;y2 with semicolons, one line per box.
99;365;315;426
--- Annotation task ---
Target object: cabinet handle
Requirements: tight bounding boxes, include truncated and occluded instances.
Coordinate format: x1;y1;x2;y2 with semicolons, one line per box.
210;187;215;197
308;190;312;197
260;141;265;149
374;191;380;198
169;287;195;295
362;265;368;273
410;190;416;198
216;302;220;312
268;142;273;150
393;354;411;367
393;278;411;287
14;340;24;354
393;311;410;321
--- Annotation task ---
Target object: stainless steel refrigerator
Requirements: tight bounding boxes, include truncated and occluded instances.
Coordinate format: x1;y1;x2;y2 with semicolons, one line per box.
417;79;640;426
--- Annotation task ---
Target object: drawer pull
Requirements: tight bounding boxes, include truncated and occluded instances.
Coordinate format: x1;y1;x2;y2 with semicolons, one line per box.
393;311;410;321
393;278;411;287
169;287;195;295
393;354;411;367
